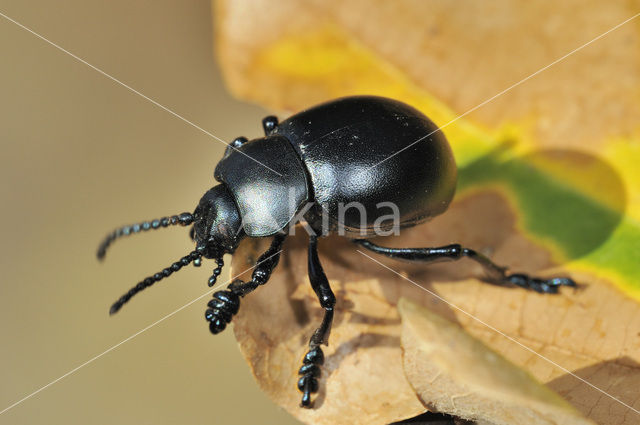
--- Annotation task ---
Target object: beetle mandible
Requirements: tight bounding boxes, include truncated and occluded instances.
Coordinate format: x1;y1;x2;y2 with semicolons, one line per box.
98;95;575;408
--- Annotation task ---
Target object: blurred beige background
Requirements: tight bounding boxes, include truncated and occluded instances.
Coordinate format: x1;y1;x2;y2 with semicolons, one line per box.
0;1;300;424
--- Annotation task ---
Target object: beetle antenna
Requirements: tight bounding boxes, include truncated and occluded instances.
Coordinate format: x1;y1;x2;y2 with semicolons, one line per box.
109;248;203;315
97;212;195;260
207;256;225;287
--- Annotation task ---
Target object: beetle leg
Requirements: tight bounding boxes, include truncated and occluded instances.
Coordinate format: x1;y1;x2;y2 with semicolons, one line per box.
224;136;249;158
206;234;286;334
354;239;576;294
298;235;336;408
262;115;279;135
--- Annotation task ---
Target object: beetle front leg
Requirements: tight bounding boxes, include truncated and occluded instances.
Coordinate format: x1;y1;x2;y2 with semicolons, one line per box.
354;239;576;293
206;234;286;334
298;235;336;408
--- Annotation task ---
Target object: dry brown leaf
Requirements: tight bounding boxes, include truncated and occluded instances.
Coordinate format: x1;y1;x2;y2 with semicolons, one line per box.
399;297;593;425
230;236;425;425
214;0;640;150
214;2;640;422
230;191;640;425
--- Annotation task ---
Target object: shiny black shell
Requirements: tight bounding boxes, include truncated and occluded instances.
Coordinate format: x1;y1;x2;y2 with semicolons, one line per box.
215;96;457;237
214;135;309;237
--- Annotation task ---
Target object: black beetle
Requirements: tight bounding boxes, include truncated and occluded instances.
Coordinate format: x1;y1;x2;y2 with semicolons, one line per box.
98;95;575;407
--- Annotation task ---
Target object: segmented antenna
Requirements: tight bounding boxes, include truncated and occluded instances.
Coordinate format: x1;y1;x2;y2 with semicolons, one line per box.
109;248;203;315
97;212;195;260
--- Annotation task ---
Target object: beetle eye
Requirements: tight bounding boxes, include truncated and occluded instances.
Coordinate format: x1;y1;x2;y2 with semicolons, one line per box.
189;226;196;241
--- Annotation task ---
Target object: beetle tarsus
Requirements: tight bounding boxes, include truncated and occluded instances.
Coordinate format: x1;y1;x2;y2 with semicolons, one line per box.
262;115;279;135
224;136;249;158
205;289;240;334
506;274;576;293
298;345;323;407
204;234;286;335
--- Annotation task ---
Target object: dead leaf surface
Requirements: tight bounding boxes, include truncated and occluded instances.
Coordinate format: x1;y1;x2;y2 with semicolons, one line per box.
214;0;640;150
231;236;425;425
399;297;593;425
214;2;640;422
230;191;640;425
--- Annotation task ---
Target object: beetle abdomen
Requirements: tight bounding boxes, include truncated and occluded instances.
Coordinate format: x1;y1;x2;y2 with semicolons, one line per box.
274;96;457;236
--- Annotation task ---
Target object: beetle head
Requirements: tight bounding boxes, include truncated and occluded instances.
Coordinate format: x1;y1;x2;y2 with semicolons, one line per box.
192;184;244;259
97;183;244;315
